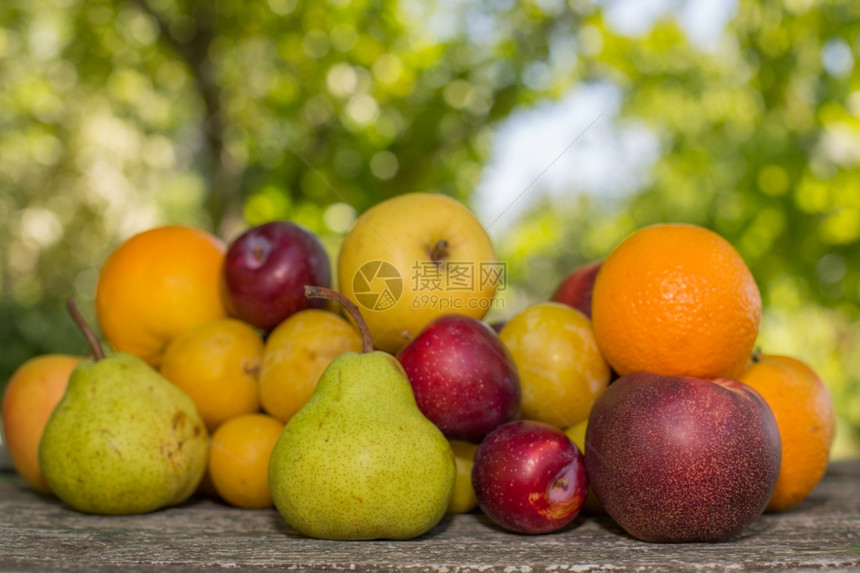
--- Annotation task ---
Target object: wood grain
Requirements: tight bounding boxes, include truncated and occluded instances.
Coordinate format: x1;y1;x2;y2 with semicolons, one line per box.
1;462;858;571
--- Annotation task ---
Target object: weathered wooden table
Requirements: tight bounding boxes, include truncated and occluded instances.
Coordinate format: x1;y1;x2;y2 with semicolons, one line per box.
1;462;858;572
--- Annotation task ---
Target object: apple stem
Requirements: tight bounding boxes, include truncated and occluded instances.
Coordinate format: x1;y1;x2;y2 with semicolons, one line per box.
66;299;105;361
430;239;449;264
304;286;374;353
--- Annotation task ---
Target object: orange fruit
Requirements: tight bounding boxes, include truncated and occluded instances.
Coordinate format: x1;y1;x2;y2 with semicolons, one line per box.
95;225;228;367
591;223;761;379
2;354;84;494
160;318;264;432
208;413;284;509
739;354;835;512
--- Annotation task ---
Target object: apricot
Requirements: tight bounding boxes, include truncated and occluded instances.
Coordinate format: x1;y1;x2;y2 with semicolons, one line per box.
2;354;83;494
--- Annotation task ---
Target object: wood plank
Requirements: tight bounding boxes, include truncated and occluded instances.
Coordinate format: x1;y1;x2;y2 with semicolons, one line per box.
1;462;858;571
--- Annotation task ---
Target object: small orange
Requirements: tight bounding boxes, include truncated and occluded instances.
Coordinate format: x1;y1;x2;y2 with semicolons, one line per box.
208;413;285;509
740;353;835;512
160;318;264;432
95;225;228;367
591;223;761;379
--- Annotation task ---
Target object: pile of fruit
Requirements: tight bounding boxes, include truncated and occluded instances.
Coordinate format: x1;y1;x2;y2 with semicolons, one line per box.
1;192;835;543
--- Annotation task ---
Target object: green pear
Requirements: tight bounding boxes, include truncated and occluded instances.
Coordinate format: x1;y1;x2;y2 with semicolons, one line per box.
268;287;455;540
39;351;208;515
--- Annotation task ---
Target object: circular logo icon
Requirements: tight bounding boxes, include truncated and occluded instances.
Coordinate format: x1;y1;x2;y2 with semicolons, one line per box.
352;261;403;311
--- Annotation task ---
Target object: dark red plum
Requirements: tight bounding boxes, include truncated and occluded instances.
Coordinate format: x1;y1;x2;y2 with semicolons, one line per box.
472;420;587;534
222;221;331;332
397;315;520;443
585;372;781;543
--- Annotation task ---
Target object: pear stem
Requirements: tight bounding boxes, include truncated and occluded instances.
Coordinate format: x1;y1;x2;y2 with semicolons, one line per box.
66;299;105;361
751;347;762;364
305;286;374;353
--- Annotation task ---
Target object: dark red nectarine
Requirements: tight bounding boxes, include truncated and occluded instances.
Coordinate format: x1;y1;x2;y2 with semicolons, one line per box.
585;372;781;543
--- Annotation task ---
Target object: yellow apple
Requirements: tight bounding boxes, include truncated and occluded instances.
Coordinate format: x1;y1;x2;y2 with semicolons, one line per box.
338;193;500;354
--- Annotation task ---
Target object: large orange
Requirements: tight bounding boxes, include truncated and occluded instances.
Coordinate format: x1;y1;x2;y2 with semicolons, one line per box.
739;354;835;512
591;223;761;379
96;225;228;367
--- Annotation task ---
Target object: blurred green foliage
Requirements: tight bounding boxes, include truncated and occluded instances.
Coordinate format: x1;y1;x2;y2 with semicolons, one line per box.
1;0;858;455
499;0;860;456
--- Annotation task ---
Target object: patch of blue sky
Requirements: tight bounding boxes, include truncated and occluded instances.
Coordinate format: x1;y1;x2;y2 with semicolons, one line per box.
473;0;738;233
